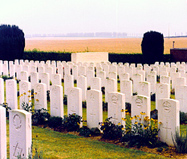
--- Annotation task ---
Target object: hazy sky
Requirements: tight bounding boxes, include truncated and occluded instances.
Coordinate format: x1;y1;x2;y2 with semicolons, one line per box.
1;0;187;36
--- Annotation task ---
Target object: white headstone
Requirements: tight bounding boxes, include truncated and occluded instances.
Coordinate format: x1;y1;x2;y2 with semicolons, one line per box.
87;90;103;129
105;78;117;102
175;85;187;112
97;71;106;87
0;78;4;104
120;80;132;103
137;81;150;97
86;70;94;87
132;74;143;93
9;110;32;159
67;87;82;116
0;106;6;159
77;75;87;101
72;65;78;80
90;77;101;91
147;74;156;94
156;83;170;109
20;71;28;81
40;73;50;91
50;85;64;117
19;81;31;109
30;72;38;89
158;98;179;146
132;95;150;118
6;79;17;109
51;74;61;86
64;74;74;95
34;83;47;110
108;92;125;125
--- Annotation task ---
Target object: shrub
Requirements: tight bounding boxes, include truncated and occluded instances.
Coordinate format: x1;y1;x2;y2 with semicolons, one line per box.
62;113;82;132
121;112;161;148
172;129;187;153
79;126;92;137
180;111;187;124
48;116;63;129
141;31;164;64
0;24;25;60
63;95;67;105
32;108;50;126
21;101;33;112
82;101;86;108
151;93;156;101
103;102;108;111
99;117;124;140
125;102;131;113
150;109;158;119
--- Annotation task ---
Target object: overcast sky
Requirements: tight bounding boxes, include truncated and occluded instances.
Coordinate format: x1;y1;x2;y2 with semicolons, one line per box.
0;0;187;37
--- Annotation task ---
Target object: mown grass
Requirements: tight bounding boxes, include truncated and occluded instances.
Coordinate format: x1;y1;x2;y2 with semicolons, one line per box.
5;122;169;159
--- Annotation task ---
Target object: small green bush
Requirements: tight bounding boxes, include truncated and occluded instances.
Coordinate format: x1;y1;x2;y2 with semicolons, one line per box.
99;117;123;140
79;126;92;137
173;129;187;153
62;113;82;132
121;112;161;148
48;116;63;129
180;111;187;124
32;108;50;126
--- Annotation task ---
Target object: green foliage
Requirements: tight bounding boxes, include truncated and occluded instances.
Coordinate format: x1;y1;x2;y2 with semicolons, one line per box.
82;101;86;108
99;117;123;140
0;102;11;118
32;108;50;126
0;24;25;60
180;111;187;124
102;101;108;111
151;93;156;101
150;109;158;119
0;75;13;80
63;95;67;105
172;129;187;153
122;112;161;148
62;113;82;132
79;126;92;137
48;116;63;129
21;101;33;112
125;102;131;113
141;31;164;64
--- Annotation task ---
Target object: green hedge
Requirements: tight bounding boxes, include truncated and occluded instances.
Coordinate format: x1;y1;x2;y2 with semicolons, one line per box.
23;51;171;63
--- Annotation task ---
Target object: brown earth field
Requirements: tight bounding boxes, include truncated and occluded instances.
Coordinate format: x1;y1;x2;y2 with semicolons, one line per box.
25;37;187;54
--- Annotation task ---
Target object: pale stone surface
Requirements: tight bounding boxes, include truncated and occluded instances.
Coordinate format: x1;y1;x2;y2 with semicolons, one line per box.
108;72;117;81
67;87;82;116
15;65;23;80
97;71;106;87
9;64;15;78
3;62;8;76
9;109;32;159
90;77;101;91
132;95;150;118
40;73;50;90
160;75;170;85
175;85;187;112
34;83;47;110
119;73;129;81
57;64;64;79
64;64;70;76
108;92;125;125
78;66;86;76
87;89;103;128
105;78;117;102
64;74;74;95
20;71;28;81
158;98;180;146
0;78;4;104
137;81;150;97
19;81;31;109
86;70;95;87
51;74;61;86
77;75;87;101
72;65;78;80
45;66;53;80
30;72;39;89
120;80;132;103
156;83;170;109
6;79;17;109
50;85;64;117
147;74;156;94
0;106;6;159
132;74;143;93
71;52;108;63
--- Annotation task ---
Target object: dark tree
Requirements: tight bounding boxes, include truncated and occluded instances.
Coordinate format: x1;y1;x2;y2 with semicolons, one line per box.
0;24;25;60
141;31;164;64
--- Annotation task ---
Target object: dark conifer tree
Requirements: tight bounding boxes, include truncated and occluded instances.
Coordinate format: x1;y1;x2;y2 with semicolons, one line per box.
141;31;164;64
0;24;25;60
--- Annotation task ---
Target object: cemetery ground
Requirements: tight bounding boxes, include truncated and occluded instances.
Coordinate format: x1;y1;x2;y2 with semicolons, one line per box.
3;82;187;158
